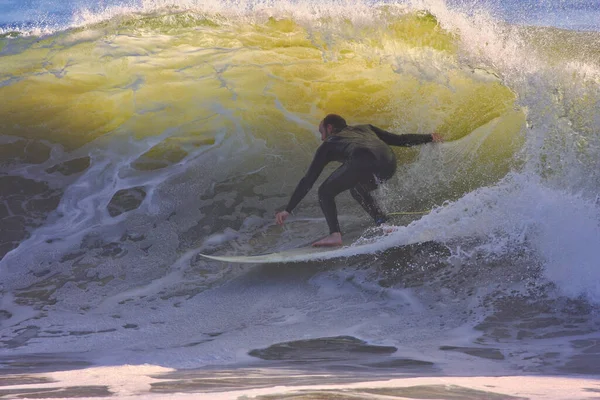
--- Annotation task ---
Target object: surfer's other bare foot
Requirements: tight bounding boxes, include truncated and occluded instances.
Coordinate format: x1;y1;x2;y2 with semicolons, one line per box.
312;232;343;247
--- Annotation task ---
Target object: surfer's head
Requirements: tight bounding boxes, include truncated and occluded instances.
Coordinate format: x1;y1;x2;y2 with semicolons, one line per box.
319;114;347;140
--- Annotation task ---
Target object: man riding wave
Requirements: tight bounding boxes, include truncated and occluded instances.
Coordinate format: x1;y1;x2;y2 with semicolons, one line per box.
275;114;443;247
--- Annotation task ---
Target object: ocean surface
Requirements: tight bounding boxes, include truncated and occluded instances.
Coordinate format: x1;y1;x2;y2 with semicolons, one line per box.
1;0;600;398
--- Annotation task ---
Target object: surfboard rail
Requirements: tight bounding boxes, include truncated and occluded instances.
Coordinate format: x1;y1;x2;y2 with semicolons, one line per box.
199;245;349;264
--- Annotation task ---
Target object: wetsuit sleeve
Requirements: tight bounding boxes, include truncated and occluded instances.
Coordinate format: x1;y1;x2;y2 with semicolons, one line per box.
369;125;433;147
285;143;330;213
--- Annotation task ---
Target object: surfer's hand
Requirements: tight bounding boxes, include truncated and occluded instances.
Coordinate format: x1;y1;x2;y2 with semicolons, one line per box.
431;133;443;143
275;211;289;226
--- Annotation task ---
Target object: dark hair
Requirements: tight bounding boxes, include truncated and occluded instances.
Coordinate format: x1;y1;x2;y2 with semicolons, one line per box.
322;114;347;133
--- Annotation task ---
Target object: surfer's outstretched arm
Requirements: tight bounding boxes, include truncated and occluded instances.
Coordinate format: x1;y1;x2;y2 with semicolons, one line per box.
275;144;330;226
369;125;442;146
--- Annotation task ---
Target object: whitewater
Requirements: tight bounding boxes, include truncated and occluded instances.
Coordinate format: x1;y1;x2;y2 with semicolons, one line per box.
1;0;599;398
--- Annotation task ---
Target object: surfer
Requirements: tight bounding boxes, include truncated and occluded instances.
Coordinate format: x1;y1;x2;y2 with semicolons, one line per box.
275;114;443;247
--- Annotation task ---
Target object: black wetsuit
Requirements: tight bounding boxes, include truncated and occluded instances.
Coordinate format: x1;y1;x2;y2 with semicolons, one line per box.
285;124;433;233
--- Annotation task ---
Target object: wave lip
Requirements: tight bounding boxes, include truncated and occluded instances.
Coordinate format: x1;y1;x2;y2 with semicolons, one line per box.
2;0;600;37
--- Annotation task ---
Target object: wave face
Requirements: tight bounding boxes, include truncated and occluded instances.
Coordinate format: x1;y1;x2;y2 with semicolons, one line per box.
1;0;600;374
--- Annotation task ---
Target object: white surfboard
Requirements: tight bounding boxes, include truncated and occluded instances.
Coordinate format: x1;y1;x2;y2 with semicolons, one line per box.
199;211;436;264
199;233;400;264
199;245;354;264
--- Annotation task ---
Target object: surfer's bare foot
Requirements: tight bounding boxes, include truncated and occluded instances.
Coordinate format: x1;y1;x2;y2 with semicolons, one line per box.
312;232;343;247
